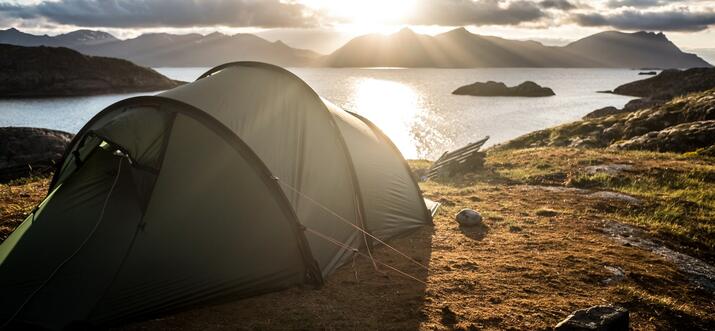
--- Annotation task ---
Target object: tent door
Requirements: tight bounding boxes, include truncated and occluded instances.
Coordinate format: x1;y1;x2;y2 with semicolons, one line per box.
0;142;150;328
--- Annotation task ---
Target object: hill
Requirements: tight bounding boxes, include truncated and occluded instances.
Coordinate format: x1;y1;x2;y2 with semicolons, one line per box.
323;28;712;68
77;32;320;67
0;28;321;67
0;27;117;47
0;44;183;97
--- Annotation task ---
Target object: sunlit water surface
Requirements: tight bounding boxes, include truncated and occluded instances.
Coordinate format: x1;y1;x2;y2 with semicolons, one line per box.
0;67;639;159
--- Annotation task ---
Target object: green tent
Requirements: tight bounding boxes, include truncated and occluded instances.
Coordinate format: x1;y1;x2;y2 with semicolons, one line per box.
0;62;436;329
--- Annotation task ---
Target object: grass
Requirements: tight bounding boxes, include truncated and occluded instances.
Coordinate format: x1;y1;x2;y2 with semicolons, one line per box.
0;176;49;241
485;147;715;261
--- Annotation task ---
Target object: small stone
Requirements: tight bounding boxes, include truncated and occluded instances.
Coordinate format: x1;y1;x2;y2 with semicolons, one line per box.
455;209;483;226
554;305;629;331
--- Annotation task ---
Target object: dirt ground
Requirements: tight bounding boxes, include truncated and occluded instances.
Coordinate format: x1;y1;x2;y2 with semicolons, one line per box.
115;180;713;330
1;169;713;330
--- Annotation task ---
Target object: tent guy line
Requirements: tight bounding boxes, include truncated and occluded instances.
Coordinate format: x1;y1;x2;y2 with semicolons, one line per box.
304;227;427;286
275;176;430;271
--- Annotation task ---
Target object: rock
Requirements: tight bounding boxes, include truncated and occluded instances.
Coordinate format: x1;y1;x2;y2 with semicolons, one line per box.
583;106;622;119
584;164;633;176
621;98;662;113
0;44;184;98
554;306;629;331
603;265;626;284
0;127;73;182
455;209;483;226
452;80;555;97
612;68;715;100
590;191;641;205
494;87;715;154
638;71;657;75
610;120;715;153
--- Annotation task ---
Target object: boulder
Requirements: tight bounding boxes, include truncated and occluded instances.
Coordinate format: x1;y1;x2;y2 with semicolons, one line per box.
583;106;622;119
0;127;73;182
452;80;555;97
610;120;715;153
554;306;629;331
455;209;483;226
621;98;662;113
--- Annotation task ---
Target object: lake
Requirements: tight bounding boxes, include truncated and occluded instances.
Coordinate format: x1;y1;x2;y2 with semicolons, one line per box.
0;68;639;159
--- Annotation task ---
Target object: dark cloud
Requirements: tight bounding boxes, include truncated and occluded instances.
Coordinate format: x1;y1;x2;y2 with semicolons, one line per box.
0;0;317;28
606;0;681;8
406;0;547;26
539;0;578;11
572;9;715;31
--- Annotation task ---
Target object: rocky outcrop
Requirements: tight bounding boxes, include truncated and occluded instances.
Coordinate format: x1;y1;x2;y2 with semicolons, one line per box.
587;69;715;120
583;99;664;120
0;44;184;97
453;81;554;97
611;68;715;100
496;88;715;153
610;120;715;153
0;127;73;181
583;106;622;119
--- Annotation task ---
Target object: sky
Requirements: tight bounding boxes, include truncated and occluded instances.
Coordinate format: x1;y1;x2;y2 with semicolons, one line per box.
1;0;714;54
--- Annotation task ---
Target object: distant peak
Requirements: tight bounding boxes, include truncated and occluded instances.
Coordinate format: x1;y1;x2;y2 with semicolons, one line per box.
5;27;20;33
395;27;415;35
206;31;226;38
446;27;473;36
633;31;669;41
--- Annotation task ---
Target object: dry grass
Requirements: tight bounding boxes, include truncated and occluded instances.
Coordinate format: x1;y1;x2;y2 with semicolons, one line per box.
0;176;49;242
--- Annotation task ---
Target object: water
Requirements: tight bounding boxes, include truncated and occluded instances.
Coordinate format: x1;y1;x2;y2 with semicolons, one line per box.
0;68;639;159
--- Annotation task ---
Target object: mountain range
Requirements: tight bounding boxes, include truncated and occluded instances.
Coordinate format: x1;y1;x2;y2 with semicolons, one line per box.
0;27;710;68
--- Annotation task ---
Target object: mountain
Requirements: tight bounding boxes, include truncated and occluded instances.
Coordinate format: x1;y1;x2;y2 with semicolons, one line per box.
1;27;710;68
0;28;321;67
323;28;712;68
0;28;117;47
0;44;182;97
562;31;709;68
77;32;320;67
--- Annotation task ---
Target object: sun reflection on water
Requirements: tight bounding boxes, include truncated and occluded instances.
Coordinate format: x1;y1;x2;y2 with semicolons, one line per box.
346;78;424;159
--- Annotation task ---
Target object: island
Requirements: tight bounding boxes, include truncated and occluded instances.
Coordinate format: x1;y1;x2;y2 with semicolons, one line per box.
0;44;184;97
452;81;555;97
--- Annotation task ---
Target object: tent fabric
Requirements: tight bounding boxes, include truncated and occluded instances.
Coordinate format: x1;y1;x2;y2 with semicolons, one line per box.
0;61;433;329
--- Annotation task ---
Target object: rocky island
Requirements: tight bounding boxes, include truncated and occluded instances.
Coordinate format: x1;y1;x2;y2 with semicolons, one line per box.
452;81;555;97
0;44;183;97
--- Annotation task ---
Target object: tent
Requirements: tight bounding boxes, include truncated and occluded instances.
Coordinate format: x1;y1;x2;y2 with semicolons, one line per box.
0;62;436;329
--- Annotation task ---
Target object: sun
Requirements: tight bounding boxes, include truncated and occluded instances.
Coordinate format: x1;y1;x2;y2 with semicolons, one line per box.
301;0;415;32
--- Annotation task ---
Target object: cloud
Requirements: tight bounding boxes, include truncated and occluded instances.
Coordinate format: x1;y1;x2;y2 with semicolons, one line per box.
606;0;681;8
539;0;577;11
0;0;318;28
572;9;715;31
405;0;547;26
